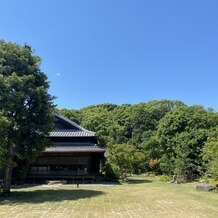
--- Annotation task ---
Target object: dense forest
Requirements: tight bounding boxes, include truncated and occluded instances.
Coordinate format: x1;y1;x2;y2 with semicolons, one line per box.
59;100;218;182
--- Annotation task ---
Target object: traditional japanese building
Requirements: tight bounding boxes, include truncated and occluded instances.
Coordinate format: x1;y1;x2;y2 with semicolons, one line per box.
27;113;106;183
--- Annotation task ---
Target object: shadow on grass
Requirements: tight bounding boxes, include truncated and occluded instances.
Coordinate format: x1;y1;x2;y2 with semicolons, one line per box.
0;189;104;205
126;178;153;184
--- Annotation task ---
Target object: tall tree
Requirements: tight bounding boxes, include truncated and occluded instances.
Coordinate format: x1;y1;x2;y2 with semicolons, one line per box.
203;127;218;179
0;40;54;196
157;106;216;180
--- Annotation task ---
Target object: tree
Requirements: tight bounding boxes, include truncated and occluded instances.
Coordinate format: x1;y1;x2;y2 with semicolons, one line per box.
157;106;217;180
58;101;218;181
0;113;10;168
0;40;54;196
107;143;144;181
203;127;218;180
139;133;162;173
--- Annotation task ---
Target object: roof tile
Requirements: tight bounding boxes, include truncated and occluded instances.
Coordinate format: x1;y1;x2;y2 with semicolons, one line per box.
49;130;96;137
44;142;105;153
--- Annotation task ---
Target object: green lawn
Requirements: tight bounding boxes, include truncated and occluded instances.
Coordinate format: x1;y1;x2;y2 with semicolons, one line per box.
0;176;218;218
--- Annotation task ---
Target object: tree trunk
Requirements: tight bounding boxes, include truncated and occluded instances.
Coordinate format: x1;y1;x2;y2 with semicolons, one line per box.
3;141;14;197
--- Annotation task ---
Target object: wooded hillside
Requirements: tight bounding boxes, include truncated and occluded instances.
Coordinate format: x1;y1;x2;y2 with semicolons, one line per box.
59;100;218;181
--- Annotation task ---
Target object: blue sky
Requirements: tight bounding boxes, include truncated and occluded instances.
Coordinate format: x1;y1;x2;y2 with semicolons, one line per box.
1;0;218;110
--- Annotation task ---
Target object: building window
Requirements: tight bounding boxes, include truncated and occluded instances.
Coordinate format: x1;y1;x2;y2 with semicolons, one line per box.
30;165;49;175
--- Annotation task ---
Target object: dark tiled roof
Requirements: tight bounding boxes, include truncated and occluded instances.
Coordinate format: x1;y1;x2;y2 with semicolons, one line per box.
44;142;105;153
49;129;96;137
51;113;96;137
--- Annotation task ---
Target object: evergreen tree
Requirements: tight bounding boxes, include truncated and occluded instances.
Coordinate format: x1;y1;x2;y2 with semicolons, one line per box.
0;40;55;196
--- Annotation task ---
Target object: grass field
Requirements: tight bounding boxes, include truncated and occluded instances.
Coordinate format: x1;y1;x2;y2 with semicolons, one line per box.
0;176;218;218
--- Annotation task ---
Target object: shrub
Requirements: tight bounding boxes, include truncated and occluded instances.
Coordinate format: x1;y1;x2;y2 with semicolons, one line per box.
159;175;170;182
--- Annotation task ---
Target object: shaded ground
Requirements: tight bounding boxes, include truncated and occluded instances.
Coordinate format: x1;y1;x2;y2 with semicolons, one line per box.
0;189;104;204
126;177;153;184
0;176;218;218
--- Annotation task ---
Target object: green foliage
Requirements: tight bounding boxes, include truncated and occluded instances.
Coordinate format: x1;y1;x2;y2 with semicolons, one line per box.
59;100;184;145
98;135;115;147
107;143;145;181
0;40;55;157
104;161;117;179
203;127;218;179
139;134;162;172
0;40;55;193
199;175;218;184
58;109;82;124
158;106;218;180
159;175;170;182
58;100;218;181
0;112;10;168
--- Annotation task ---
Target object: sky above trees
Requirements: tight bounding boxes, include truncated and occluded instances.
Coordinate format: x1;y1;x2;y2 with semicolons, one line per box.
1;0;217;110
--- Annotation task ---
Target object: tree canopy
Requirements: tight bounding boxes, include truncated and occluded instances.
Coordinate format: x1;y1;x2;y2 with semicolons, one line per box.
0;40;55;195
203;127;218;179
59;100;218;182
107;143;144;181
